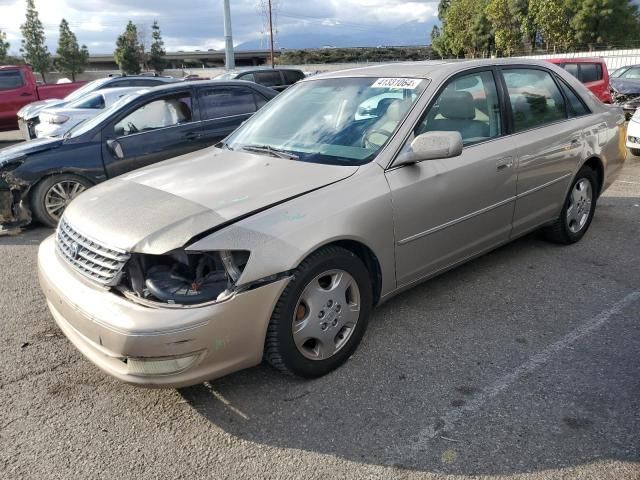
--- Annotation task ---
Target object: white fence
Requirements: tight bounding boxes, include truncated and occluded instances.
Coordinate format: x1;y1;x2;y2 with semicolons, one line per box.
522;49;640;71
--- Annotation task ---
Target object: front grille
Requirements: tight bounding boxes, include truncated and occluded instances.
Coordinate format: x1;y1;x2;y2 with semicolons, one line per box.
56;217;130;286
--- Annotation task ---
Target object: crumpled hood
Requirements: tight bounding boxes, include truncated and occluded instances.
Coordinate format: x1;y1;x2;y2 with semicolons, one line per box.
18;99;66;120
0;137;63;166
610;78;640;95
63;147;358;253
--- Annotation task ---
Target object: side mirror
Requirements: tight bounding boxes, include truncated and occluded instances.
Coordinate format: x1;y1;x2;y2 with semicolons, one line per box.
106;138;124;159
394;131;463;167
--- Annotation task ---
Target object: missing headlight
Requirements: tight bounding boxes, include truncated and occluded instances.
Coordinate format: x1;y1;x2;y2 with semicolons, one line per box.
120;249;249;306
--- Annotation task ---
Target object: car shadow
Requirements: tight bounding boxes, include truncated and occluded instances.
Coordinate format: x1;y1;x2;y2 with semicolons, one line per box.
178;208;640;476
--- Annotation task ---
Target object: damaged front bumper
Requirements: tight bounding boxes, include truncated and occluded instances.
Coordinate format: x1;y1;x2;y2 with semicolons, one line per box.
0;188;31;230
38;235;290;387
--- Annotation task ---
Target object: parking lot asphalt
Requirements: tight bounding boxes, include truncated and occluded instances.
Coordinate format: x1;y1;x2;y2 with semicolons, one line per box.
0;132;638;479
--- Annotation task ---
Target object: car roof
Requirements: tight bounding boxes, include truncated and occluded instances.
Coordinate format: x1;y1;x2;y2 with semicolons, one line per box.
308;58;573;81
135;79;279;97
545;57;606;64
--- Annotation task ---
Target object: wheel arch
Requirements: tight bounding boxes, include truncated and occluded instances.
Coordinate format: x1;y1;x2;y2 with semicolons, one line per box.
580;156;604;196
300;238;384;307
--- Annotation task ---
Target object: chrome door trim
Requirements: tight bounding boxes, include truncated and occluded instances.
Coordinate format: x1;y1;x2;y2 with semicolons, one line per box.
516;173;573;199
397;196;517;246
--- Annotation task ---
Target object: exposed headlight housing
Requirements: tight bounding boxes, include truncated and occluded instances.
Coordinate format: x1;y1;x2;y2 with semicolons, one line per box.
119;249;250;306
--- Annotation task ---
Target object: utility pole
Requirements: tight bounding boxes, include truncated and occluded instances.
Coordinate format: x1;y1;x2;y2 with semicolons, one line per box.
268;0;275;68
223;0;235;70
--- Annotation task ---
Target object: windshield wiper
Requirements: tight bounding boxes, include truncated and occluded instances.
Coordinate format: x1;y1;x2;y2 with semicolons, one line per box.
239;144;299;160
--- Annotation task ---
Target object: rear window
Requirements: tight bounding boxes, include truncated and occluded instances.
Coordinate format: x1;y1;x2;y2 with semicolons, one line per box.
70;92;106;109
255;71;282;87
580;63;602;83
283;70;304;84
0;71;25;90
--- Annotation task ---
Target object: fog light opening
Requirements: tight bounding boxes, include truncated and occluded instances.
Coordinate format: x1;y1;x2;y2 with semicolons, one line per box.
126;352;201;376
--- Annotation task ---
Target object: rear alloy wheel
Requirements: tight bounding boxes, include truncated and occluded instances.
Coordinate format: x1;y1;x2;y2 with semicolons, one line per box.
264;246;372;378
31;174;92;228
543;166;597;244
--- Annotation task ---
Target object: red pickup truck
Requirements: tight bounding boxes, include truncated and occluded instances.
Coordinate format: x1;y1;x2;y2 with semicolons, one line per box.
0;65;86;132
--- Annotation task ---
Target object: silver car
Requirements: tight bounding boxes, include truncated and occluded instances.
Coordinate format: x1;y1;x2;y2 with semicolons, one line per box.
38;59;626;387
35;87;142;138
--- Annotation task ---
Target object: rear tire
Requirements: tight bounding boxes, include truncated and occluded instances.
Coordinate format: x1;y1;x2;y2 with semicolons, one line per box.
630;148;640;157
30;174;92;228
264;246;372;378
543;166;597;245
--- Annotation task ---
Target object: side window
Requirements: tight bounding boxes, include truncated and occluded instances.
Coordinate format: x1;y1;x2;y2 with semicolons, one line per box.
415;70;502;145
580;63;602;83
114;93;193;136
503;68;567;132
75;94;105;109
283;70;303;85
562;63;579;80
621;67;640;79
558;79;590;117
255;71;282;87
198;87;256;120
238;73;255;82
0;71;25;90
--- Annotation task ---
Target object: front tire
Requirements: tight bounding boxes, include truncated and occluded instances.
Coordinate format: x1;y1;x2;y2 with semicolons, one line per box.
264;246;373;378
543;166;597;244
630;148;640;157
31;174;92;228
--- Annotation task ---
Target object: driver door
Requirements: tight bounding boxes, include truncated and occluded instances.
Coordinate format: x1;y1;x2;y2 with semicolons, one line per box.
101;90;201;178
386;69;518;287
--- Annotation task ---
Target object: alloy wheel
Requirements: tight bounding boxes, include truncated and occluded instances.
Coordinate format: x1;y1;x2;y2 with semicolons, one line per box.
44;180;87;221
566;178;593;234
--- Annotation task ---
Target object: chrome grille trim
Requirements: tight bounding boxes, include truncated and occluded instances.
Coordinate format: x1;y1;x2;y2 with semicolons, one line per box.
56;217;130;286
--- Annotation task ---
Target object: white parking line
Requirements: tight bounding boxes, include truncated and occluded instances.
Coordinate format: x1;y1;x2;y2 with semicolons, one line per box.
401;290;640;452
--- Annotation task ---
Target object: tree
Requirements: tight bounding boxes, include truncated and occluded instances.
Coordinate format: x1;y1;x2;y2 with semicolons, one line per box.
20;0;51;82
485;0;525;56
55;19;88;82
436;0;492;58
528;0;575;52
114;21;141;74
0;29;9;64
570;0;640;49
148;20;166;73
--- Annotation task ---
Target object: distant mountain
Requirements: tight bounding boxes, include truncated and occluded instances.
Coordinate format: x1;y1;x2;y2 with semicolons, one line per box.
236;20;439;50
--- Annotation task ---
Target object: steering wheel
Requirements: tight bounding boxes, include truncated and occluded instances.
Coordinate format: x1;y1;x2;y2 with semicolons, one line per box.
127;121;139;134
361;128;394;149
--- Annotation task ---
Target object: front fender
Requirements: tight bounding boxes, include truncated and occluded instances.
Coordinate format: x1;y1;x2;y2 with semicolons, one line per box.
187;163;397;298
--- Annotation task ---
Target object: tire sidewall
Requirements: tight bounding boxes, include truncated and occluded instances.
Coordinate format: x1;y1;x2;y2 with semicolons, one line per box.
273;249;373;378
561;167;598;243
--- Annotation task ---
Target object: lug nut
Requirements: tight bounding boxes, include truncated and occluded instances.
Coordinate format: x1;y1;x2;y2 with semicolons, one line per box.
332;319;338;326
321;322;328;330
327;300;333;307
319;310;325;318
335;304;341;312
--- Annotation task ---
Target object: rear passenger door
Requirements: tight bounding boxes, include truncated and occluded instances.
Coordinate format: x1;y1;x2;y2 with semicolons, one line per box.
500;67;587;237
195;85;265;147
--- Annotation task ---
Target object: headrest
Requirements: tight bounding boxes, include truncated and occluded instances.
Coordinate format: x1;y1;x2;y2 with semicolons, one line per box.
439;91;476;120
382;99;409;122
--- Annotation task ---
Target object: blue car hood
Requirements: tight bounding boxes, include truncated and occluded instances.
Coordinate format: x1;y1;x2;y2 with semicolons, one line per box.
0;137;63;166
611;78;640;94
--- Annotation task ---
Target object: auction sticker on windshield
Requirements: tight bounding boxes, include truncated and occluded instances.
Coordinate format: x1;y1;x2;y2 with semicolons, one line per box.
371;78;423;89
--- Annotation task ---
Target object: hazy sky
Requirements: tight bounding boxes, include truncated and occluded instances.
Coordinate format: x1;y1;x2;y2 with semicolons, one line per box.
0;0;439;53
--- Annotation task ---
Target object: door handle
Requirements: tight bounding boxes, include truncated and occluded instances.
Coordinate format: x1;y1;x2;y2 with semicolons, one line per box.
185;132;201;141
496;156;514;170
20;92;32;97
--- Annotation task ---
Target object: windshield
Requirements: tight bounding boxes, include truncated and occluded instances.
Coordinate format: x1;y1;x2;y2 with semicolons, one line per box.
224;77;427;166
65;93;141;138
63;78;110;102
67;91;105;109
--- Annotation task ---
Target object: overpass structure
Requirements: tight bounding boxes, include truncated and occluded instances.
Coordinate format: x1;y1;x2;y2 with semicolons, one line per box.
85;49;275;70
